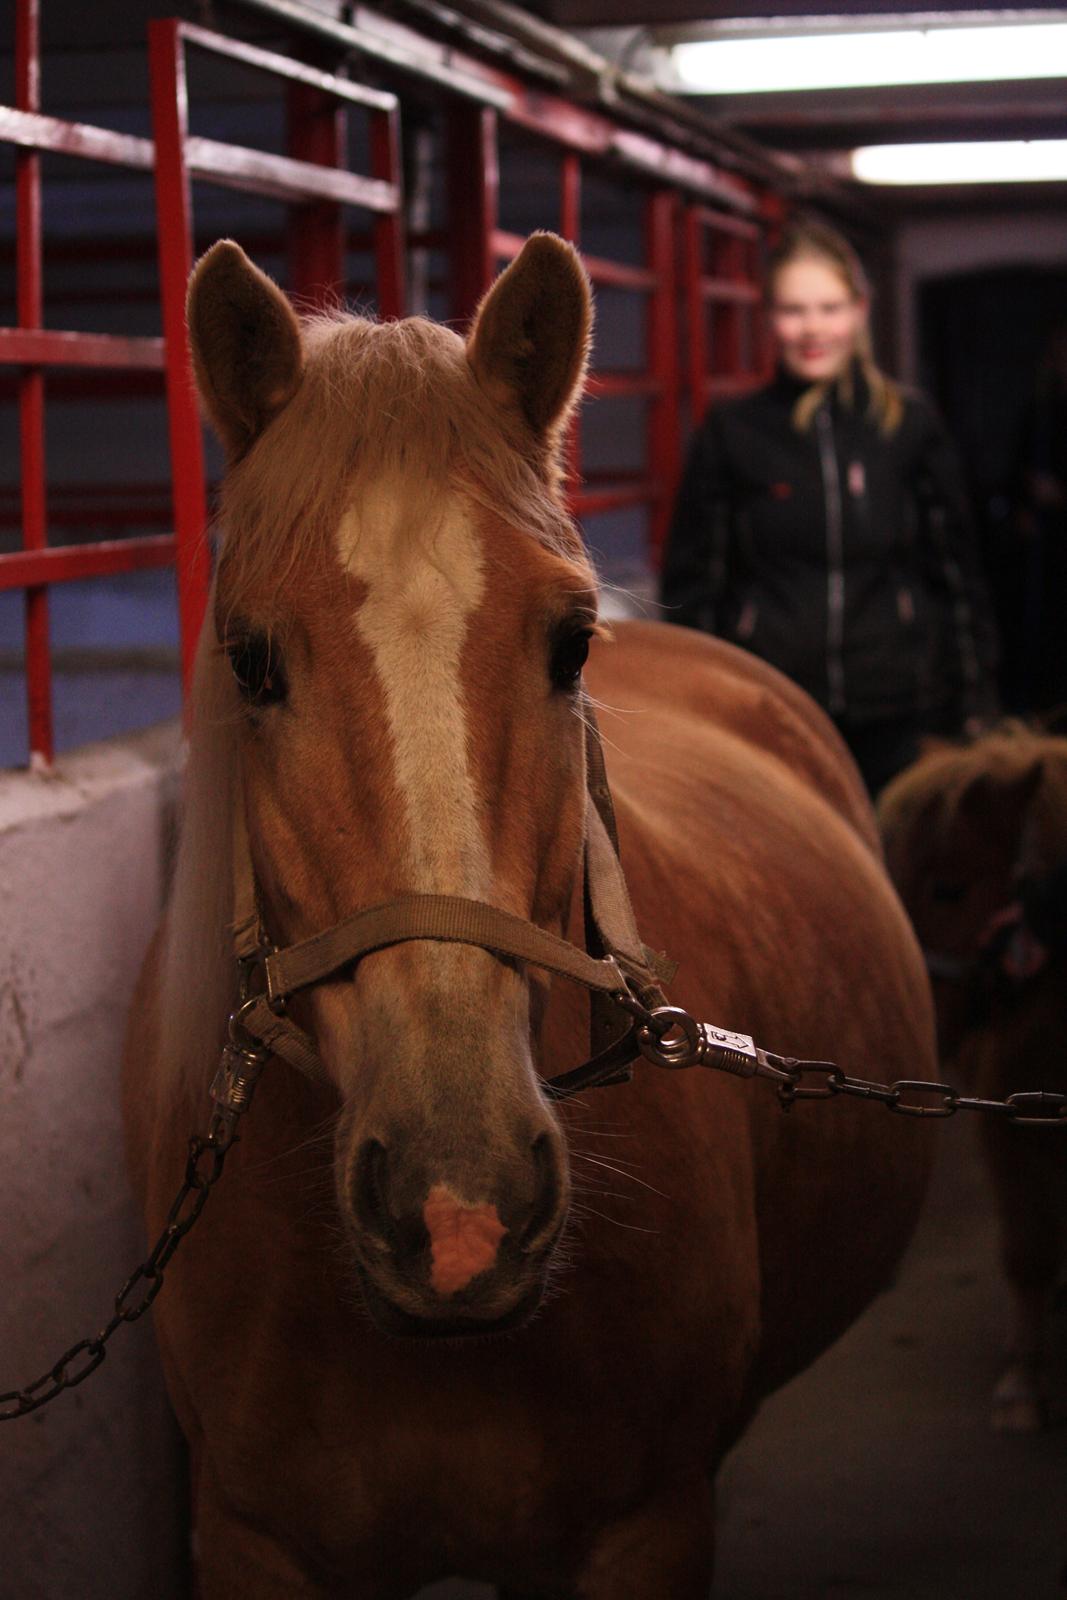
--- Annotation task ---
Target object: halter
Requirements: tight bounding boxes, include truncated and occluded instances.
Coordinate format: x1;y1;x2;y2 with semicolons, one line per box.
923;868;1066;993
223;700;684;1103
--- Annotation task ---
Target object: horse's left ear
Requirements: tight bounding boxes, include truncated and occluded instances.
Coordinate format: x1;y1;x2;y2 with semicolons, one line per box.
466;232;592;460
186;239;304;461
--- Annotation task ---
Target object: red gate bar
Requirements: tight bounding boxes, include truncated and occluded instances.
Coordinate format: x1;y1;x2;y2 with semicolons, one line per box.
148;18;408;697
0;105;154;169
371;106;407;320
287;77;347;305
684;205;767;428
0;330;165;368
559;153;581;247
149;18;208;714
0;538;177;591
646;188;680;564
447;104;500;324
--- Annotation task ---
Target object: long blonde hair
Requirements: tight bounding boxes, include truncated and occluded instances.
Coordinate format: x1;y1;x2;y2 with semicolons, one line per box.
769;219;903;436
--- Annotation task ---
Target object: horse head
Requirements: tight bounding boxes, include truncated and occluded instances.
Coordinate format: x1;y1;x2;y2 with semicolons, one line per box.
185;235;597;1335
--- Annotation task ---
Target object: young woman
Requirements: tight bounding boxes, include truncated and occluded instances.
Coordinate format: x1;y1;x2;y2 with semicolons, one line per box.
660;218;999;794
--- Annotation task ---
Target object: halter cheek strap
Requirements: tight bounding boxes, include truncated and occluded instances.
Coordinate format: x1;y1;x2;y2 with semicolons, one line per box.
227;701;676;1097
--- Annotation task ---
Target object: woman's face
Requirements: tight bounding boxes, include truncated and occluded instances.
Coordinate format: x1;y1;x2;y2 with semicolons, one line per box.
770;257;868;384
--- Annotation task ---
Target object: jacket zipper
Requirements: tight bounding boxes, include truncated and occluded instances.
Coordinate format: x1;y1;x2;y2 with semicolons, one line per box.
816;406;847;716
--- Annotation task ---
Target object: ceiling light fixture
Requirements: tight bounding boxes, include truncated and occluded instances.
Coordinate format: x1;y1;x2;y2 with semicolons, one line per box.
851;139;1067;183
671;22;1067;94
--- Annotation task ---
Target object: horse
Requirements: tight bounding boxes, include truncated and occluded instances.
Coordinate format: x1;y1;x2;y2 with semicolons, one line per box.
122;232;934;1599
879;725;1067;1432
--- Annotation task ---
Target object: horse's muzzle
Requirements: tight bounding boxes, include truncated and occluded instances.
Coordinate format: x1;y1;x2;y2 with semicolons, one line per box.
355;1264;549;1340
342;1132;568;1336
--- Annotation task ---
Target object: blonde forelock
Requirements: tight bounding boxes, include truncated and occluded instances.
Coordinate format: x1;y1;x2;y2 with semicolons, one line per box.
214;311;584;614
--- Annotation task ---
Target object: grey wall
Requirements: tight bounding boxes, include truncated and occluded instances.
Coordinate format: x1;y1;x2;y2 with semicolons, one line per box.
0;721;187;1597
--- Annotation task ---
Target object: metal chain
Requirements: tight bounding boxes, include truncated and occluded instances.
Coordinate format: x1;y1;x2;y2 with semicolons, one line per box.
0;1038;267;1423
626;998;1067;1128
3;985;1062;1423
773;1063;1067;1125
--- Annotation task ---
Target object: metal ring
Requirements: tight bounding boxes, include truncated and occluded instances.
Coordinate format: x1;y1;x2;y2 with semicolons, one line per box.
636;1006;700;1069
227;996;271;1060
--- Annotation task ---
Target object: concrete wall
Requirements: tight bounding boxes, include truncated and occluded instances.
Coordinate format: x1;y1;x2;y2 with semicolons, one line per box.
0;721;188;1600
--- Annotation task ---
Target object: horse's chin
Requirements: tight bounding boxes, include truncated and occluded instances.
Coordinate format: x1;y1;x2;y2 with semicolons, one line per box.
355;1262;548;1341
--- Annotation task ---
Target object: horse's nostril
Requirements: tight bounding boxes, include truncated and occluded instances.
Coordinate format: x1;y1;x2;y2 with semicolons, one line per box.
520;1132;564;1250
352;1138;398;1248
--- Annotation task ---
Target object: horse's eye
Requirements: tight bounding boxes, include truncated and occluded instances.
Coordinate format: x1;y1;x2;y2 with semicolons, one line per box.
550;628;592;690
227;632;288;707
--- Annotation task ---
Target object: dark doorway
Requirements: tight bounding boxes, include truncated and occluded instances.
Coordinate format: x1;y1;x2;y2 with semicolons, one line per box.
919;265;1067;713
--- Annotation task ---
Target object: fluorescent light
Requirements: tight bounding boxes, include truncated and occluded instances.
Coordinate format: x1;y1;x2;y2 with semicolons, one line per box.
852;140;1067;184
672;22;1067;94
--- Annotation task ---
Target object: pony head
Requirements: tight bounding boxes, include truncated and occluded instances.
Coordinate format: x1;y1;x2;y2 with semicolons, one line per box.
878;726;1066;1057
174;235;597;1335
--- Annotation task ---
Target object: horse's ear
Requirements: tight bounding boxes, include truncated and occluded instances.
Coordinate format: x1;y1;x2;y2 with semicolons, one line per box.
958;757;1045;844
186;240;304;461
466;232;592;459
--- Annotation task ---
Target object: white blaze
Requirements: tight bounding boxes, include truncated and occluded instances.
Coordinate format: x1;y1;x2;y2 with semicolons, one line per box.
336;481;490;896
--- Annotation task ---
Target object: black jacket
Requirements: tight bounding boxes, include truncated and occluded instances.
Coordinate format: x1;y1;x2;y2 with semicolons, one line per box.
660;368;999;725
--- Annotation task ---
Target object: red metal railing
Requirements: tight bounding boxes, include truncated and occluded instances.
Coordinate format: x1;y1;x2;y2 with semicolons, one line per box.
2;0;173;767
3;0;780;767
0;6;406;767
683;203;773;430
443;109;693;565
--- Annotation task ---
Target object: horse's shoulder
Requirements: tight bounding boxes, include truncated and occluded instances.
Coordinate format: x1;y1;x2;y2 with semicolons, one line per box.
590;619;876;849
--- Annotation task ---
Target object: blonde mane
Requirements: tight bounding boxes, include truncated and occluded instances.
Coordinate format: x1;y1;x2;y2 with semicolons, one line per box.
155;310;591;1114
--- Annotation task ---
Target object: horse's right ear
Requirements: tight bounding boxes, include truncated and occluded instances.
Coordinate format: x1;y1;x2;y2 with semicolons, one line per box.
466;232;592;467
186;240;304;461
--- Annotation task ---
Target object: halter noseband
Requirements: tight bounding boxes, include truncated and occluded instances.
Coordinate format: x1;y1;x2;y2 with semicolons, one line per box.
226;701;678;1101
921;870;1062;992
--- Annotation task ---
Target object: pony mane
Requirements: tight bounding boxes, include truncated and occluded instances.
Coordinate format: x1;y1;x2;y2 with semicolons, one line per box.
154;310;591;1114
878;721;1067;864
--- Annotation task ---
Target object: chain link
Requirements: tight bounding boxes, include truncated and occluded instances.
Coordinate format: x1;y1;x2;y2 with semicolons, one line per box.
624;1000;1067;1128
0;1043;266;1423
762;1059;1064;1126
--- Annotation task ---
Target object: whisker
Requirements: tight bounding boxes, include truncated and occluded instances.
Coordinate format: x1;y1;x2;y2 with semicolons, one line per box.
581;691;647;718
570;1202;659;1235
571;1147;645;1171
570;1153;670;1200
572;1187;634;1204
596;578;661;621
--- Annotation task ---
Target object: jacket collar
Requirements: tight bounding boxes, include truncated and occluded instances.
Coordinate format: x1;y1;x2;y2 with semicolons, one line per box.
772;357;870;417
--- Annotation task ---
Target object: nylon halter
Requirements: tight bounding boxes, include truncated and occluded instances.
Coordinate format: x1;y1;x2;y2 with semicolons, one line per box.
226;701;677;1100
924;848;1067;994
